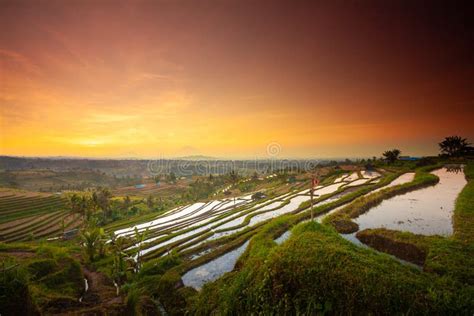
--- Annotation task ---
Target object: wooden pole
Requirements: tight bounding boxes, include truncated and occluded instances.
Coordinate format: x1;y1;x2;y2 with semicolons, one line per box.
310;173;320;221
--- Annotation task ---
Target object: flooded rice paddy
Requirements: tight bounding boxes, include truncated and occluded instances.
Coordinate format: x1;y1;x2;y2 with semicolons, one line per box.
354;168;466;236
112;170;386;289
182;241;250;290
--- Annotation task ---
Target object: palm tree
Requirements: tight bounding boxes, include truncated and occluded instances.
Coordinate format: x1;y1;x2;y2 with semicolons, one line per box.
123;196;131;211
69;194;90;225
133;227;148;271
97;227;108;258
69;194;82;214
97;188;113;219
382;149;401;164
146;195;154;210
81;227;107;262
439;136;470;157
229;169;239;204
81;228;101;262
109;234;133;286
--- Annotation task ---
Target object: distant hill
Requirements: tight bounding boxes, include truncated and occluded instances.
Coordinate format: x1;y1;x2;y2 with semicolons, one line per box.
0;155;330;178
175;155;219;160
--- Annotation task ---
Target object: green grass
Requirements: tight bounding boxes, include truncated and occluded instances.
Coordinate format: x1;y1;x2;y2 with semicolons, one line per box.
188;222;473;314
453;162;474;243
0;195;67;224
0;243;85;315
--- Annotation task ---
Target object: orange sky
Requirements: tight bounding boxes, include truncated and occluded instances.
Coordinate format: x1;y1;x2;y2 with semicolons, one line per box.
1;0;473;159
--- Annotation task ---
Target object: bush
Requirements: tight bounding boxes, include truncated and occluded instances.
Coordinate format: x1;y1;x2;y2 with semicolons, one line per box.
27;259;58;280
0;261;37;315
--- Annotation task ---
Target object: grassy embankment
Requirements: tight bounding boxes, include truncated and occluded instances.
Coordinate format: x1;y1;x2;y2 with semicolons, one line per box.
187;222;473;314
0;242;84;315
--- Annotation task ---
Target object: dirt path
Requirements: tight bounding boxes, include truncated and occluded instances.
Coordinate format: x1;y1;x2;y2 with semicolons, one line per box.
53;266;124;315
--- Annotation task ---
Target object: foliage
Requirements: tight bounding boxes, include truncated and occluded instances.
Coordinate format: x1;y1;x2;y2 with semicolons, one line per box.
109;234;134;285
0;245;84;314
0;259;35;315
81;226;107;262
382;148;401;164
189;222;473;314
439;135;470;157
453;162;474;243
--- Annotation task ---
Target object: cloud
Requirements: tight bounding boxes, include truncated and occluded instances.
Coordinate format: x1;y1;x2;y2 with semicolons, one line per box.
0;49;41;75
132;72;172;82
84;113;139;124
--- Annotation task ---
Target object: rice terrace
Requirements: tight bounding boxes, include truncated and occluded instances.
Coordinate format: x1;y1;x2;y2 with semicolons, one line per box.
1;0;473;315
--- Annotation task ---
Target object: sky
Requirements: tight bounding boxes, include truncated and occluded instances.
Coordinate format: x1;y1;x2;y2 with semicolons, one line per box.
1;0;473;159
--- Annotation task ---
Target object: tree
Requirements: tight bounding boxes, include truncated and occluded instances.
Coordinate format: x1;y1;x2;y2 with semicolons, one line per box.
146;195;154;210
88;191;100;216
69;194;89;221
382;149;401;164
81;227;107;262
229;169;239;204
168;172;177;184
81;228;101;262
133;227;149;271
69;194;82;215
109;234;134;287
439;136;470;157
97;188;113;219
123;195;131;210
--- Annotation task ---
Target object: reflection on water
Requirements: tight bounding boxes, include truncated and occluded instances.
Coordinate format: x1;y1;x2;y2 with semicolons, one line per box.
370;172;415;194
182;241;250;290
274;230;291;245
355;167;466;236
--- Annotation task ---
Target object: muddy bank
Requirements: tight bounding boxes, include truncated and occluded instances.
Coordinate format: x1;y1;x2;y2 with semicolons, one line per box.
356;229;426;266
332;219;359;234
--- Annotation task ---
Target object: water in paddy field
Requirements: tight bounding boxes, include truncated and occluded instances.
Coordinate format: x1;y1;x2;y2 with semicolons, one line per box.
182;241;250;290
274;230;291;245
370;172;415;194
355;167;466;236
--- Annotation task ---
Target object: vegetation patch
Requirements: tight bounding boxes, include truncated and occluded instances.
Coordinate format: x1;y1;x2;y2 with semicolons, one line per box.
356;228;429;265
187;222;473;315
453;162;474;243
0;244;85;315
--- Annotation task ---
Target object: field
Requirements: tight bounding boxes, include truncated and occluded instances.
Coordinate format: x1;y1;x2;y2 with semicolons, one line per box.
0;190;82;242
0;168;141;192
0;158;473;315
112;180;190;197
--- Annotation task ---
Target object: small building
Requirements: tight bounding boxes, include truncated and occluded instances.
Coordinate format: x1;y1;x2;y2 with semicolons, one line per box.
251;192;267;200
399;156;421;161
63;229;79;240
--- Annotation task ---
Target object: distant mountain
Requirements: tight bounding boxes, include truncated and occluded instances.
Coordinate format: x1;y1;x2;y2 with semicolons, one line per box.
175;155;219;161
